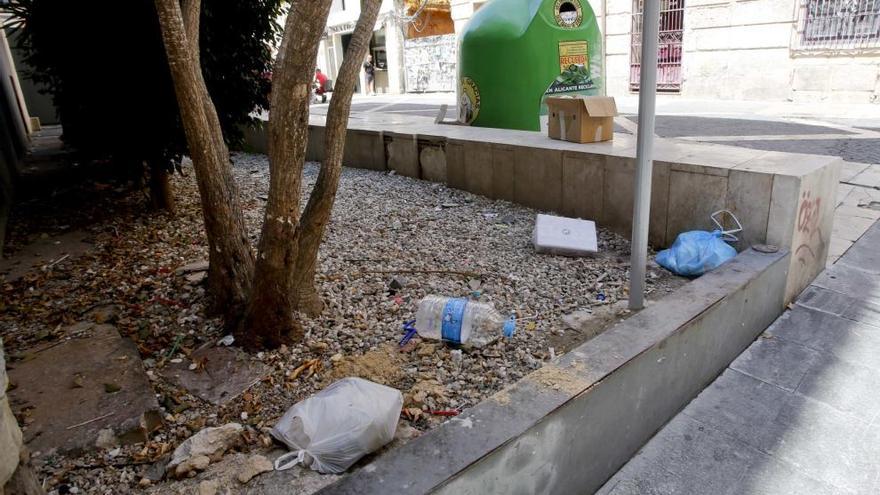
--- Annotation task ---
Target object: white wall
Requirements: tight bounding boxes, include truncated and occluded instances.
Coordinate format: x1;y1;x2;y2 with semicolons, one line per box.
601;0;880;103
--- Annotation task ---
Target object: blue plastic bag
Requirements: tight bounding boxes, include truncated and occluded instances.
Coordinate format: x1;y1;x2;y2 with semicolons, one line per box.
656;230;736;277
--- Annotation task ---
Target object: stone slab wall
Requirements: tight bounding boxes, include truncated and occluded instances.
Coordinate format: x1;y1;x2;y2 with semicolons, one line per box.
293;118;841;303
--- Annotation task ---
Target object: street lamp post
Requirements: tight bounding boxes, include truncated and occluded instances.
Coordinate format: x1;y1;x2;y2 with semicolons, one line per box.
628;0;660;311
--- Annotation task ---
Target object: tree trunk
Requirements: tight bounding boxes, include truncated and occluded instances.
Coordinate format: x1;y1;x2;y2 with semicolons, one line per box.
237;0;333;349
291;0;383;316
154;0;254;326
148;162;176;213
180;0;201;67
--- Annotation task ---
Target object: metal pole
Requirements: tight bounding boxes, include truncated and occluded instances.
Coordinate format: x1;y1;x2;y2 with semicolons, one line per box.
629;0;660;311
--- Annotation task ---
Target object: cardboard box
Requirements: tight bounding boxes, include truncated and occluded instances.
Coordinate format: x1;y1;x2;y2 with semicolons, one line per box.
547;96;618;143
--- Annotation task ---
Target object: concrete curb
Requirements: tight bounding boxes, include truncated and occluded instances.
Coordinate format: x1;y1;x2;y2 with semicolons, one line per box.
321;248;790;494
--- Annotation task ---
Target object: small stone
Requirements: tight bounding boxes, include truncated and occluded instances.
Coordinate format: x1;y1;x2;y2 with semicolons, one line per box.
138;478;152;488
450;349;463;366
143;459;167;481
71;374;84;389
168;423;243;476
104;382;121;393
388;276;407;290
495;213;516;225
175;260;209;275
236;454;274;483
95;428;118;450
84;304;120;324
185;271;207;285
240;411;248;421
330;353;343;363
175;454;210;477
198;479;220;495
309;342;329;352
417;343;436;357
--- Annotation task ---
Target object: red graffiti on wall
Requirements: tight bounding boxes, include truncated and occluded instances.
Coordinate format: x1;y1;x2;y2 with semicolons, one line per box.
794;190;824;266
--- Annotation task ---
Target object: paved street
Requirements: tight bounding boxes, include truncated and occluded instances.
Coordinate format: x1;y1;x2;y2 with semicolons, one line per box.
314;93;880;165
598;220;880;495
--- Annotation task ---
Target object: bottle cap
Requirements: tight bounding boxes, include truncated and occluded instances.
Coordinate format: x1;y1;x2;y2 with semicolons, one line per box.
503;316;516;338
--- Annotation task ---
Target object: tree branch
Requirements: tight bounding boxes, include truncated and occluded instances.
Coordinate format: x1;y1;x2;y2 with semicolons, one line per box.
180;0;201;64
290;0;382;314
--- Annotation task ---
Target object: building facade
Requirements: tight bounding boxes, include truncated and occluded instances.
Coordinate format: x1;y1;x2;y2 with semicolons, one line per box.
316;0;407;94
320;0;880;103
317;0;461;94
601;0;880;103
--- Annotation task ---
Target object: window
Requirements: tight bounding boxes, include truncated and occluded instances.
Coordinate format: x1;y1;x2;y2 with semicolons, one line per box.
630;0;685;92
799;0;880;49
330;0;346;14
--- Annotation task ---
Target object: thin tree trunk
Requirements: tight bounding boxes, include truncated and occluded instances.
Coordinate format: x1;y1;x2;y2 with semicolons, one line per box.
238;0;333;349
291;0;382;316
154;0;254;326
148;162;176;213
180;0;200;67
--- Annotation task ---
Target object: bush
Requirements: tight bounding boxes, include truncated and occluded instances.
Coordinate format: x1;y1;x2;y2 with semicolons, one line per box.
5;0;282;191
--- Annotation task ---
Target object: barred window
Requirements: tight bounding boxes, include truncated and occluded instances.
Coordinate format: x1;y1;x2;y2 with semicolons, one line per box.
799;0;880;49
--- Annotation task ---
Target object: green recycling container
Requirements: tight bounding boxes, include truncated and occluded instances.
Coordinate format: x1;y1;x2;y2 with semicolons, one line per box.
457;0;604;131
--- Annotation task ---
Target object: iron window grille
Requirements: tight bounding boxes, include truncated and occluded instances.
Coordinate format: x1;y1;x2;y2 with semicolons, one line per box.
798;0;880;49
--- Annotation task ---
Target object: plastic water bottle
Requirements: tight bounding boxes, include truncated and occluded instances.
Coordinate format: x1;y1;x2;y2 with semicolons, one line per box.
415;295;515;348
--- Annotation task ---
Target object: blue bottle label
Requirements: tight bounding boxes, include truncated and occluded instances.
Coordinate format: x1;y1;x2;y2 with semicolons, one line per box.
441;298;468;345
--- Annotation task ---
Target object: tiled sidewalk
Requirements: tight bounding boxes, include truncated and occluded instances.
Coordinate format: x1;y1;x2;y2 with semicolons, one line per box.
599;220;880;495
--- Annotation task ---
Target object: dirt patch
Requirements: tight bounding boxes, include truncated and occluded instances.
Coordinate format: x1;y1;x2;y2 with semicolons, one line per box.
325;344;405;386
526;364;590;395
404;379;447;409
490;388;512;406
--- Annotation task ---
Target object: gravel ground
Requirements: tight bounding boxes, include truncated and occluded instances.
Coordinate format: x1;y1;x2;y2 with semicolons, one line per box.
2;153;683;494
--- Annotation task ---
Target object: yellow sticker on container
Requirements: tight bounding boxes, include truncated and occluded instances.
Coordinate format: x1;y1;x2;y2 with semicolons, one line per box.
558;40;589;73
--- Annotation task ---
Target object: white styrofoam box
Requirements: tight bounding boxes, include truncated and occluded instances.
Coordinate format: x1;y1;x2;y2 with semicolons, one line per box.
533;214;598;257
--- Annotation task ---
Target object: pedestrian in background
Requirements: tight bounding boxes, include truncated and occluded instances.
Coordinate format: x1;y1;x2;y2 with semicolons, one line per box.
314;68;328;103
363;54;375;96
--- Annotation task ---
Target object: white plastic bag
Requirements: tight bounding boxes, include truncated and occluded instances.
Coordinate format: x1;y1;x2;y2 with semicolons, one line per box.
270;377;403;474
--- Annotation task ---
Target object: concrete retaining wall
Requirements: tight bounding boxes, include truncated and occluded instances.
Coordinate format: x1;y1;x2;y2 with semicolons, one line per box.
322;248;790;494
276;116;838;303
